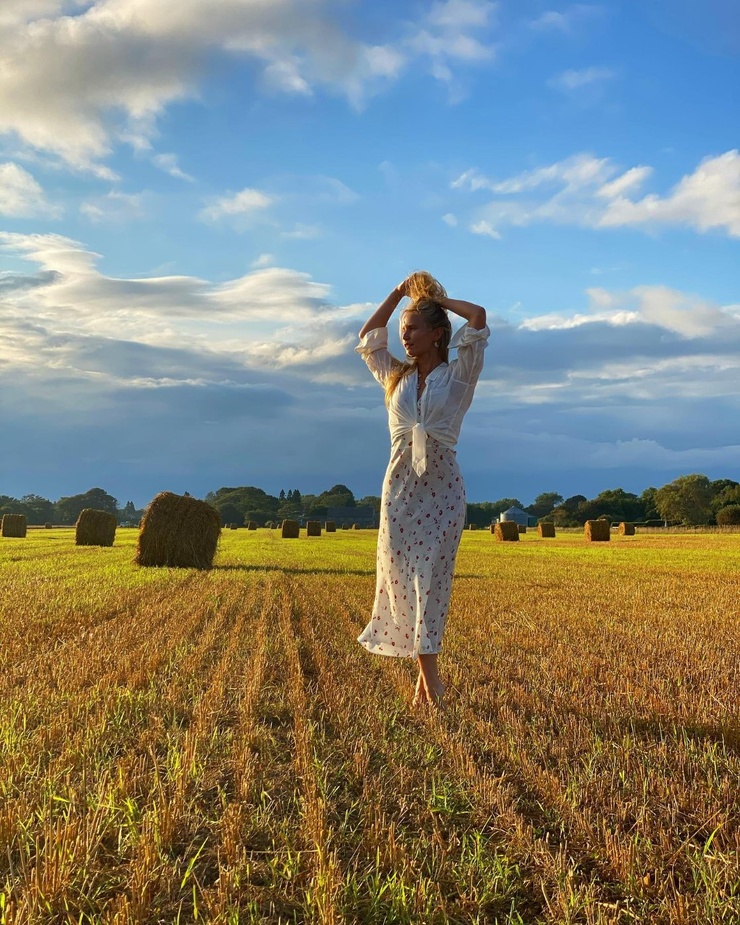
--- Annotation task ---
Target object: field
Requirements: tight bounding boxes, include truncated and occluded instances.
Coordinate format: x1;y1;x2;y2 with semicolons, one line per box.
1;528;739;924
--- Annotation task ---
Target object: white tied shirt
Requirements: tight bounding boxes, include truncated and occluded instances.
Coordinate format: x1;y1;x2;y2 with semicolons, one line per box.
356;323;490;475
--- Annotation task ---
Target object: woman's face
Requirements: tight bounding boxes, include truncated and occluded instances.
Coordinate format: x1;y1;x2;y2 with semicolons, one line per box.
401;312;442;358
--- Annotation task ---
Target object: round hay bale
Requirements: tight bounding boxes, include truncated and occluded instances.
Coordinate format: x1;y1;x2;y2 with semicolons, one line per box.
618;522;635;536
351;523;360;530
494;522;519;542
136;492;221;569
325;521;336;533
585;519;611;542
229;523;238;530
76;509;117;547
468;523;478;531
306;520;322;537
1;514;27;538
341;523;350;530
282;519;300;539
517;524;527;534
538;522;556;538
45;522;53;529
247;521;258;530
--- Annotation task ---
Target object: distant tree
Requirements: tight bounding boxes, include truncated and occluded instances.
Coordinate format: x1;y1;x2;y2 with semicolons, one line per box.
55;488;118;525
358;495;382;514
655;474;713;525
578;488;645;525
641;487;660;521
716;505;740;526
20;494;54;525
279;489;286;502
215;502;244;527
549;495;587;526
711;482;740;516
315;484;356;510
526;492;563;520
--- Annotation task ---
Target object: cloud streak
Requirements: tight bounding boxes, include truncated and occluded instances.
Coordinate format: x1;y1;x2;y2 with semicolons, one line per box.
453;150;740;237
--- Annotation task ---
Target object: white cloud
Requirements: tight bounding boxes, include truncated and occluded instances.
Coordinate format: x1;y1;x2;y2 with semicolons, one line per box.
528;5;603;33
452;150;740;237
469;219;500;238
599;150;740;237
251;253;275;268
200;187;273;222
0;0;496;172
80;190;150;224
0;162;61;218
151;153;194;182
442;212;458;226
281;223;322;240
548;66;615;92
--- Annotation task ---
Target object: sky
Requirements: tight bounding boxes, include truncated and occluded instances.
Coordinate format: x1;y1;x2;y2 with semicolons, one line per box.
0;0;738;508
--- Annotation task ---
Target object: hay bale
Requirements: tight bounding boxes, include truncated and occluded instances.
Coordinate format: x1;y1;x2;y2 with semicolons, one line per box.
325;521;336;533
468;523;478;531
585;519;611;542
45;522;53;529
76;509;117;547
342;523;350;530
306;520;322;537
247;521;257;530
494;522;519;542
352;523;361;530
619;522;635;536
538;522;556;538
1;514;27;538
517;524;527;534
229;524;238;530
136;492;221;569
282;519;300;539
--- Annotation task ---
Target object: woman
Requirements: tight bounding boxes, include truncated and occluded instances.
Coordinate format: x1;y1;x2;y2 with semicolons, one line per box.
356;271;489;707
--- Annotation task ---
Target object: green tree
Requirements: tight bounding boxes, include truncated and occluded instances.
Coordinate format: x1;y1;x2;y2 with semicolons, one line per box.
18;494;54;525
526;492;563;520
55;488;118;525
655;474;713;525
716;505;740;526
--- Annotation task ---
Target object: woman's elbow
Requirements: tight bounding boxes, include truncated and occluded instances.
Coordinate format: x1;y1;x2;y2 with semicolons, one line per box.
470;306;486;329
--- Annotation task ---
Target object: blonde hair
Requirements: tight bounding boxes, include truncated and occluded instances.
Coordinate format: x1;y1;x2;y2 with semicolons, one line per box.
385;271;451;404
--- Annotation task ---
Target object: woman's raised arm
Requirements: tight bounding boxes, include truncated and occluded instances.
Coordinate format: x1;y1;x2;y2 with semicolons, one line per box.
359;280;409;339
439;297;486;330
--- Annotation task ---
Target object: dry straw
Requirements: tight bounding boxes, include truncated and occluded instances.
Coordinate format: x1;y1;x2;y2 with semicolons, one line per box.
619;522;636;536
247;521;258;530
585;520;611;542
136;492;221;569
494;522;519;542
306;521;322;536
282;519;300;539
75;509;117;547
538;523;556;538
468;524;478;531
352;523;360;530
1;514;27;538
325;521;336;533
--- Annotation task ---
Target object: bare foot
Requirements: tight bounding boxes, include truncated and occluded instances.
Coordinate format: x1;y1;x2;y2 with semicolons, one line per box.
412;672;429;707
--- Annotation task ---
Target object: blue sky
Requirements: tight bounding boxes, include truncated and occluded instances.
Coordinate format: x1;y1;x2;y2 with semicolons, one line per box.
0;0;738;508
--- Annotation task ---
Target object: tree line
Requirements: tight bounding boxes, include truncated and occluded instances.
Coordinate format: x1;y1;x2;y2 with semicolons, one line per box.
2;474;739;528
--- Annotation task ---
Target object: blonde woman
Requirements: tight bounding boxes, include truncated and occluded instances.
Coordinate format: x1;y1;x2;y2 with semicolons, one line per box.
356;271;489;706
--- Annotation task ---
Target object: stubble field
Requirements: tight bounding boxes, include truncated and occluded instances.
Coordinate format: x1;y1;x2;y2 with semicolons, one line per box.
0;527;739;924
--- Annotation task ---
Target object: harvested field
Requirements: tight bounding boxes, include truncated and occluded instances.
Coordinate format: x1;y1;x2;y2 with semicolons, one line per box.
1;528;739;924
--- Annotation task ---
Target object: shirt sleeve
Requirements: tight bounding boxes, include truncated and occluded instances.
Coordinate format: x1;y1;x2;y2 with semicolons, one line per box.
355;327;402;388
449;323;490;386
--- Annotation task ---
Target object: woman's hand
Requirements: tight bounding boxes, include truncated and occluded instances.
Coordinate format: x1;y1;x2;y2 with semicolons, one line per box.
396;277;411;298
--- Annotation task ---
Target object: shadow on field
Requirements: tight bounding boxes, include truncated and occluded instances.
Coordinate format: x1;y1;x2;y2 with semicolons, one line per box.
214;563;375;577
620;716;740;755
